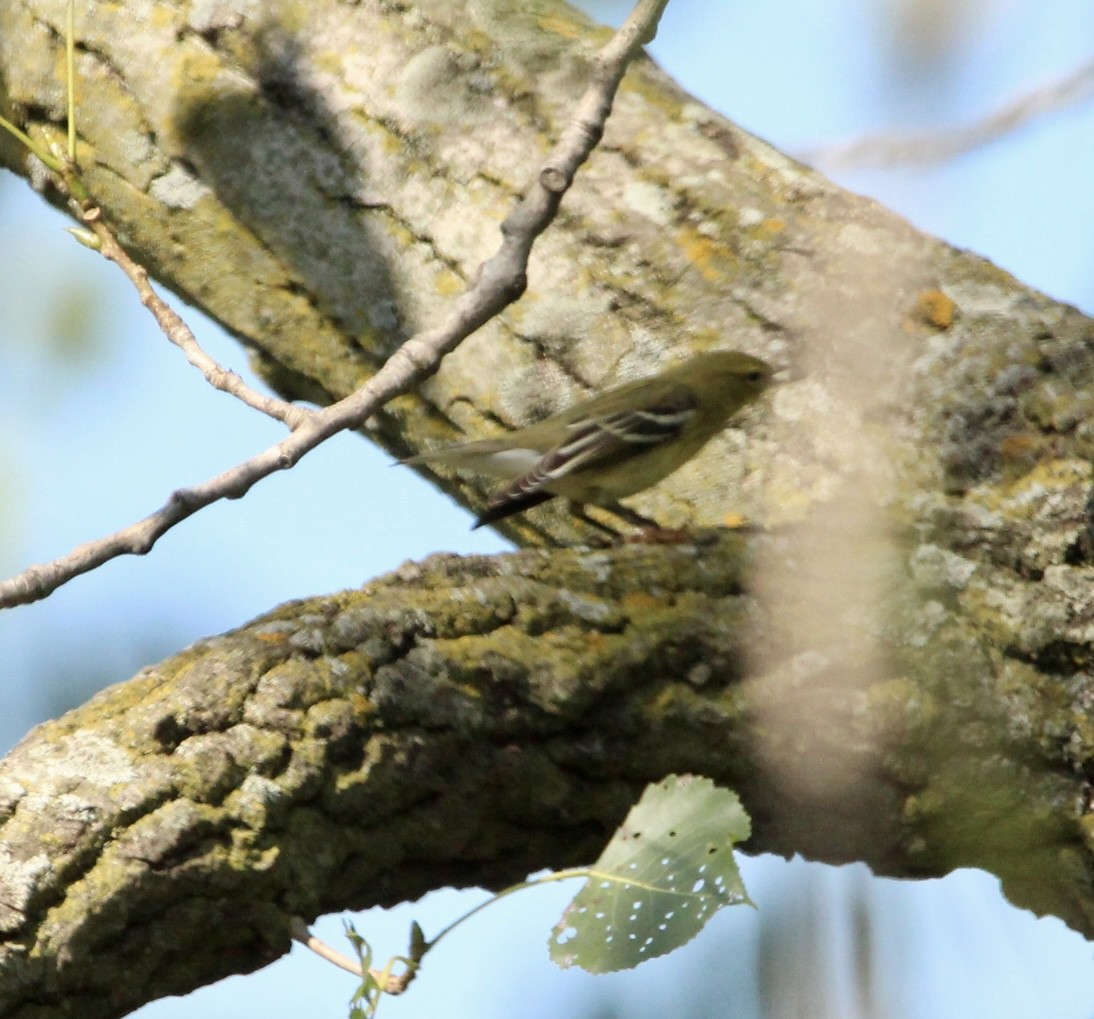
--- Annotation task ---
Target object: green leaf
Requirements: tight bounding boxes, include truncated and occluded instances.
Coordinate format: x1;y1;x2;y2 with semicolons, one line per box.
549;774;752;973
343;922;381;1019
408;920;428;961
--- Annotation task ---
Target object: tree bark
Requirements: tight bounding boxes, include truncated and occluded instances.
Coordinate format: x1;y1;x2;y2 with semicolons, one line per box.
0;534;1082;1019
1;0;1092;1016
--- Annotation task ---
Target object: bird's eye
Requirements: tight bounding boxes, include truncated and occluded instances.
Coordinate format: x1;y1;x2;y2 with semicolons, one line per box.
747;369;763;382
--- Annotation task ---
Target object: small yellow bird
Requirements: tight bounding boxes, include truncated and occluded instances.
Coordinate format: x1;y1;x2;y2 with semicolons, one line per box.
405;350;773;529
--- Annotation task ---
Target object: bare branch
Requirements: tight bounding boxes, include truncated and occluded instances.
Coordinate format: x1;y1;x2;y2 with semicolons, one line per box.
291;918;416;994
0;0;672;610
290;920;363;979
73;193;308;427
807;54;1094;170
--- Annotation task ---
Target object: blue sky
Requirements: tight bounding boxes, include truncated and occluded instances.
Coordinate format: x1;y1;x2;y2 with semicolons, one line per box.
2;2;1093;1017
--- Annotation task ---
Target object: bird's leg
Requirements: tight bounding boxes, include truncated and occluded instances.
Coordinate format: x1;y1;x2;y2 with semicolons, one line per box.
569;503;622;544
601;502;710;545
570;501;684;544
602;501;661;530
569;498;765;546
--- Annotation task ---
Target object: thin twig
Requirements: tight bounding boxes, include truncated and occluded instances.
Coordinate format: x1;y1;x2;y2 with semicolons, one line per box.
807;54;1094;171
290;918;365;978
56;0;303;426
290;919;414;994
70;191;308;428
0;0;671;609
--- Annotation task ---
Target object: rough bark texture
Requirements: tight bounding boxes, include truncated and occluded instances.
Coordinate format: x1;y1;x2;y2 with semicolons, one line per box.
1;0;1093;1017
1;0;1026;542
0;534;1082;1019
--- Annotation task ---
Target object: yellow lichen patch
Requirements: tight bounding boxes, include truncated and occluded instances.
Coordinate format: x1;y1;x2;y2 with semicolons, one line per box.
911;289;956;331
756;217;786;239
674;225;734;283
970;457;1092;518
998;433;1041;462
539;12;602;41
620;590;662;616
434;265;465;298
172;47;235;100
1021;384;1094;434
645;683;687;717
347;691;377;718
996;433;1050;482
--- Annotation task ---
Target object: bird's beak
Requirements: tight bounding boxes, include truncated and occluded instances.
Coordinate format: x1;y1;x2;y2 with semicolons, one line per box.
770;363;804;384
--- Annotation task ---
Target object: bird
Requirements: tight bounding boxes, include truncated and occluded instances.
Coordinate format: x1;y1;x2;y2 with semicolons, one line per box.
404;350;773;530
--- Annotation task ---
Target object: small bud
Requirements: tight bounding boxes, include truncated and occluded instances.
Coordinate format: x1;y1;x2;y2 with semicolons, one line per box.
65;226;101;250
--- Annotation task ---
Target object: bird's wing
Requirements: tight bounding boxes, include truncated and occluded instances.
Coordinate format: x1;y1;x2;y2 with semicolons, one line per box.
557;397;698;470
473;388;697;528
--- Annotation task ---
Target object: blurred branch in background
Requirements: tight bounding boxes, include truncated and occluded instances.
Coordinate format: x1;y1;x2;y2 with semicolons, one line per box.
806;53;1094;169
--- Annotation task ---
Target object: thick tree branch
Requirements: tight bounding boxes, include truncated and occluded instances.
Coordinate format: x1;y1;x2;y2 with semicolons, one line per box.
0;0;1086;551
0;532;1091;1019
